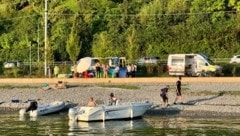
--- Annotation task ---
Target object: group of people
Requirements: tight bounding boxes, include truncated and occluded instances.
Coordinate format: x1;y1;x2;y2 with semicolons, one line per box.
88;92;117;107
52;60;137;79
89;76;183;108
126;64;137;77
160;76;184;107
95;61;110;78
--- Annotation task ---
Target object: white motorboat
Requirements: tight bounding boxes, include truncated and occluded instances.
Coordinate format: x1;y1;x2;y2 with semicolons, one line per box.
68;101;152;122
19;101;65;117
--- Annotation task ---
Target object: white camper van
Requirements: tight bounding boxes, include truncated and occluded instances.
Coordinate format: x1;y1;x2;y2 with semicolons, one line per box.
167;54;222;76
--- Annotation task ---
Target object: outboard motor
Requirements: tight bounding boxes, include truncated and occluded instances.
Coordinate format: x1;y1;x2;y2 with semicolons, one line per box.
26;101;38;112
68;108;77;121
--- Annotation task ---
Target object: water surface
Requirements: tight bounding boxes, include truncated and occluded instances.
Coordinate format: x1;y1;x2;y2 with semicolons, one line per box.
0;113;239;135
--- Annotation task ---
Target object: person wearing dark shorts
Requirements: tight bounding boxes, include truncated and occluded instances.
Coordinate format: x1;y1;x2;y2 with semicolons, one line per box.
95;61;101;78
174;76;183;104
160;85;170;107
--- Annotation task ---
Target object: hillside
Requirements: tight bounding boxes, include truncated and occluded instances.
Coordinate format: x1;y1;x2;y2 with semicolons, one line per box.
0;0;240;63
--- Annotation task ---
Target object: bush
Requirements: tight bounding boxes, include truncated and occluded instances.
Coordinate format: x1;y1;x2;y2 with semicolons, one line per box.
221;63;240;77
136;63;168;77
0;61;3;75
3;68;22;77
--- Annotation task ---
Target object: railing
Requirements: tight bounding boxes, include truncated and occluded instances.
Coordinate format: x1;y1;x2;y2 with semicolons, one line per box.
211;58;230;63
22;58;231;66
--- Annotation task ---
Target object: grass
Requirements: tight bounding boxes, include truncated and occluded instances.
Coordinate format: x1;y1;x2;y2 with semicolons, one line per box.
99;84;139;90
0;85;37;89
188;90;240;96
0;83;139;90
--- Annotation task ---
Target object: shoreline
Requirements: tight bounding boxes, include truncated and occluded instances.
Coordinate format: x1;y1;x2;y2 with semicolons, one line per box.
0;80;240;117
1;77;240;84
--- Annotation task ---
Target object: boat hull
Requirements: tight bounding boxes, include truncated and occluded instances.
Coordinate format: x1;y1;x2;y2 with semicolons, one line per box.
70;102;152;122
19;101;65;117
29;101;65;117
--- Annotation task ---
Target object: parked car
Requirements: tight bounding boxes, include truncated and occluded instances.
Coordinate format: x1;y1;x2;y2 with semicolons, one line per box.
137;57;160;64
4;60;23;68
230;55;240;64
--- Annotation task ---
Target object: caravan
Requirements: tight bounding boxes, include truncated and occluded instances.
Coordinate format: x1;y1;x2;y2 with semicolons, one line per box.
167;54;222;76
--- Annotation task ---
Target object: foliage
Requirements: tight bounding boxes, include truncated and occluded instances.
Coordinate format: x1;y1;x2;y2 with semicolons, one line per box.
66;15;81;62
0;0;240;65
3;68;22;77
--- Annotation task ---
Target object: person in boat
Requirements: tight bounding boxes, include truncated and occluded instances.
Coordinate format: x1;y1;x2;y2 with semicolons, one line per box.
109;93;117;106
88;97;97;107
160;85;170;107
26;100;38;112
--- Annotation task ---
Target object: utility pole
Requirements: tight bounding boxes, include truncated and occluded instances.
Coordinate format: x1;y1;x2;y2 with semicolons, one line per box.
29;42;32;75
37;23;40;63
44;0;48;76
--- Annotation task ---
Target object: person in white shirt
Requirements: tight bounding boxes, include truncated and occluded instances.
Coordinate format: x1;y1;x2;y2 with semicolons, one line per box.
109;93;117;105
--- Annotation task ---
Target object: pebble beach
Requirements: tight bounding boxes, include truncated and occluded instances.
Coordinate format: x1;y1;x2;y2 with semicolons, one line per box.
0;78;240;117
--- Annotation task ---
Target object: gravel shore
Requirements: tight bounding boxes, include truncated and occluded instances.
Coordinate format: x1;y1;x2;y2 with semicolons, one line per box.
0;81;240;117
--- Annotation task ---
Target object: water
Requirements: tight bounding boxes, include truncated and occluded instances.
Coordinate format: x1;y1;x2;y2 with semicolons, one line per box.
0;112;239;136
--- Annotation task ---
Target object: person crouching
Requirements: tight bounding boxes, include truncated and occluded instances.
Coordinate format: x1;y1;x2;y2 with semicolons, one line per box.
160;85;170;107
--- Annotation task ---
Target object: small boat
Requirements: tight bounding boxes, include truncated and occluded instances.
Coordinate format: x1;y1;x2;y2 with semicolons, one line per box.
68;101;152;122
19;101;65;117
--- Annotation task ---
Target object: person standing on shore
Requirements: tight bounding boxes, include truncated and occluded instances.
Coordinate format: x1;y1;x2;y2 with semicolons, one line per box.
103;64;109;78
160;85;170;107
95;61;101;78
173;76;183;104
53;65;59;78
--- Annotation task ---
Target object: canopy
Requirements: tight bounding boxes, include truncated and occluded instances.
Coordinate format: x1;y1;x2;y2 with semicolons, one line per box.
77;57;93;73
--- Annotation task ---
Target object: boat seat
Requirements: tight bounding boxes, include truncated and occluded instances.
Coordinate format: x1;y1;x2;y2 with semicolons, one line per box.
95;100;104;105
116;100;119;105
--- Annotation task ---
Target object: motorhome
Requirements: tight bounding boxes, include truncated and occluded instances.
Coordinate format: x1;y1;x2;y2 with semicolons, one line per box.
167;54;222;76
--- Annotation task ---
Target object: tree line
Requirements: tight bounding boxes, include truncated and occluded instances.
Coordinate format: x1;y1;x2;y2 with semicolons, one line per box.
0;0;240;64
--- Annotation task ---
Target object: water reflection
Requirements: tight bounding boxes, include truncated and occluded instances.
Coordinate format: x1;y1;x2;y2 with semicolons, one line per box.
19;115;37;122
68;119;150;135
144;116;240;135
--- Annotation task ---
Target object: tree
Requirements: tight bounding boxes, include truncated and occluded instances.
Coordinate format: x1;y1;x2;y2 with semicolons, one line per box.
92;31;113;58
66;15;81;62
125;25;139;61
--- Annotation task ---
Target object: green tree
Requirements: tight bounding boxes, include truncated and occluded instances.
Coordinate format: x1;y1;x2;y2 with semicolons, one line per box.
66;15;81;62
92;31;113;58
125;25;139;61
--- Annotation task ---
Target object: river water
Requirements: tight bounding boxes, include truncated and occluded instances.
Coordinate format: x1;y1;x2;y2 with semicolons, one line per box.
0;112;239;136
